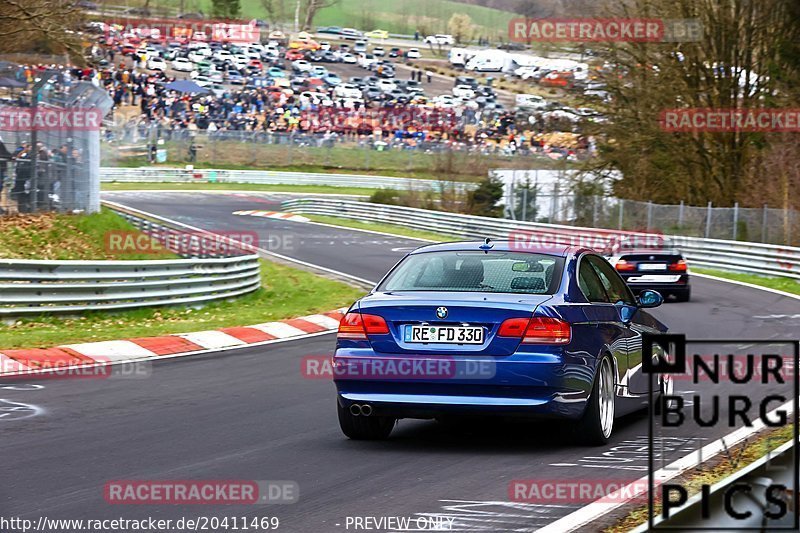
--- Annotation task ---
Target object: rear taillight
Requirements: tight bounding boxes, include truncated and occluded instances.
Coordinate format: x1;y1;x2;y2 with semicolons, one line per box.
668;259;688;272
337;312;389;340
362;314;389;334
498;318;529;337
615;259;636;271
498;317;571;344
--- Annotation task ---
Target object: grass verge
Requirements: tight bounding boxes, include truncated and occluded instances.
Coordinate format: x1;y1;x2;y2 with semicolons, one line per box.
102;181;376;196
305;214;451;242
0;209;176;261
694;268;800;297
606;423;794;532
0;259;364;349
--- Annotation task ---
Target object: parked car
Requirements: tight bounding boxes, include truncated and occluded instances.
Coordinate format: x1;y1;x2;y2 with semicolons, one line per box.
453;84;475;99
406;48;421;59
334;83;363;99
424;34;455;45
365;29;389;40
323;73;342;86
147;57;166;71
341;28;364;40
171;57;194;72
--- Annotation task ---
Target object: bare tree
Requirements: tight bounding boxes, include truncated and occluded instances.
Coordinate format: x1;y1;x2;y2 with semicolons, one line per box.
260;0;287;24
587;0;800;207
301;0;340;31
0;0;82;56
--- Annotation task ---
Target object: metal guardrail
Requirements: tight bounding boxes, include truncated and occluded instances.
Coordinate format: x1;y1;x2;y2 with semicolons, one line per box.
99;167;477;193
281;198;800;280
631;439;797;531
0;208;261;315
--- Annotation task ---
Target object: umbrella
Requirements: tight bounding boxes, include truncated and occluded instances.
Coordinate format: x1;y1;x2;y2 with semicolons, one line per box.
0;77;26;88
163;80;210;94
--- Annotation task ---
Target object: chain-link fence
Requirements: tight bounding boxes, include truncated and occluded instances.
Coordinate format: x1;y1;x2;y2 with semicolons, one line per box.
101;124;582;179
0;72;112;215
508;190;799;246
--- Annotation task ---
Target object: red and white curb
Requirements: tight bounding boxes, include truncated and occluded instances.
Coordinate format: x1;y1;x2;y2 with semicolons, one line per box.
233;210;309;222
0;308;346;376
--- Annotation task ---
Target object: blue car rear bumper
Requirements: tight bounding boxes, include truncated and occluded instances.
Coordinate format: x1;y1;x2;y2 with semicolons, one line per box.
333;349;599;420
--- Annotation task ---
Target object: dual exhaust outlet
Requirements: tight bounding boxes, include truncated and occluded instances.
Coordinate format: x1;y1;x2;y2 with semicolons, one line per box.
349;403;373;417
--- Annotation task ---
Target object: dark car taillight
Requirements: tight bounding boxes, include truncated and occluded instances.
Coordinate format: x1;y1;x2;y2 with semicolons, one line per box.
615;259;636;271
498;317;571;345
337;312;389;340
668;259;688;272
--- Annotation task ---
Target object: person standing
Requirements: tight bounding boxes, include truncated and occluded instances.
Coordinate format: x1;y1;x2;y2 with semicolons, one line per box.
425;70;432;83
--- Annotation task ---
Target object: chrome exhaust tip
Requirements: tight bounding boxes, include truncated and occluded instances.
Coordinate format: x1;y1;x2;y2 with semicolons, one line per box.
349;404;362;416
360;404;373;416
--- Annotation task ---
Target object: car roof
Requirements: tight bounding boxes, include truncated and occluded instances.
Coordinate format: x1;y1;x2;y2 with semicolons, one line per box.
407;240;587;257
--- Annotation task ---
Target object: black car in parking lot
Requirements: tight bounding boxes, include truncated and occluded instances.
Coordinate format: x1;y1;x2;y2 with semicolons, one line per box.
607;239;691;301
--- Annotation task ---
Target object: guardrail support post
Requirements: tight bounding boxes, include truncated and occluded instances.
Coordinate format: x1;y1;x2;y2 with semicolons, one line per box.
678;201;684;228
705;201;713;239
762;204;768;243
618;199;624;230
732;202;739;240
646;201;653;231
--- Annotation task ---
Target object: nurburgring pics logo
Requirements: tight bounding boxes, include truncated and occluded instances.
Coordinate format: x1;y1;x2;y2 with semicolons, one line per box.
645;335;799;530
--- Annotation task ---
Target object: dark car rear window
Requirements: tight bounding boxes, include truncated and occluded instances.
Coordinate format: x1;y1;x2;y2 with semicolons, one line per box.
378;251;564;294
620;253;683;262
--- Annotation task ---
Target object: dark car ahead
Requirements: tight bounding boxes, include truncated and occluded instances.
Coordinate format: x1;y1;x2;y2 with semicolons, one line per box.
607;238;691;301
334;240;670;445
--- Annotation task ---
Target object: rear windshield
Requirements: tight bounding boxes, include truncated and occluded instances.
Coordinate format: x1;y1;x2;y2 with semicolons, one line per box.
620;253;683;262
379;251;564;294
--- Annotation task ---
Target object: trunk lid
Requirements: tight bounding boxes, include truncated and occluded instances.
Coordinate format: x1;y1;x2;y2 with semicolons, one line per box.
358;290;553;355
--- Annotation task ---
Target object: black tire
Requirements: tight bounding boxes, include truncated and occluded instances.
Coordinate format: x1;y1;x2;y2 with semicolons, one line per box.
337;400;396;440
674;288;691;302
575;356;615;446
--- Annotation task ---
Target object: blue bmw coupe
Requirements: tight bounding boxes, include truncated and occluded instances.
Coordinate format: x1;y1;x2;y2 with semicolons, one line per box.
334;240;668;445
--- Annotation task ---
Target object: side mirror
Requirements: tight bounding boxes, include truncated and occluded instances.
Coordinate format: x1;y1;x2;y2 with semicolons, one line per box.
637;290;664;308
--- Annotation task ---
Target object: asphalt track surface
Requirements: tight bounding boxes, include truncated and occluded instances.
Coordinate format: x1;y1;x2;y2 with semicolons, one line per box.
3;191;799;532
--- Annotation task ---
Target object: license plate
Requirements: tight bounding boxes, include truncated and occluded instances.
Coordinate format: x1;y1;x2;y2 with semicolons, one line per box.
628;275;682;283
638;263;667;271
404;325;484;344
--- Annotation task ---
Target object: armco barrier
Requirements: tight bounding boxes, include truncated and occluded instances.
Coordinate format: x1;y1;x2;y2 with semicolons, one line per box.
0;208;261;316
281;198;800;280
99;167;476;193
